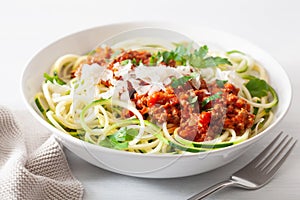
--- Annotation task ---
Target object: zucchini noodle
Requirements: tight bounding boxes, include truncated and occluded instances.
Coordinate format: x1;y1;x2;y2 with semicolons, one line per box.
34;43;278;154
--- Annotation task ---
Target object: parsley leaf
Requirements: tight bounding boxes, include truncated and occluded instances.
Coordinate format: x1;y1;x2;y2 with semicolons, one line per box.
132;58;137;65
174;44;191;61
111;127;138;142
187;54;205;68
149;55;157;66
44;72;66;85
245;77;270;98
120;59;130;66
202;91;223;107
186;45;232;68
99;127;138;150
155;44;231;68
162;51;174;63
203;57;232;68
194;45;209;58
158;44;191;65
171;73;197;88
162;50;183;64
243;75;279;108
216;79;228;88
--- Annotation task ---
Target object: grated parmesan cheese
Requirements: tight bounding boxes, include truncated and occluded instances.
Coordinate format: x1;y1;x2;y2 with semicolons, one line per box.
75;62;207;101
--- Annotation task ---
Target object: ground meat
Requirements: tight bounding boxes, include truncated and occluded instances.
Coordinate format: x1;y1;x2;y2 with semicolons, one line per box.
87;46;114;66
72;46;115;78
178;81;255;142
101;50;151;87
83;48;255;142
132;79;255;142
108;50;151;70
132;87;181;125
76;50;152;87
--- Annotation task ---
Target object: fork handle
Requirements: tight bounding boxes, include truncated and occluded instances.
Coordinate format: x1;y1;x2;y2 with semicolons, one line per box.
188;180;237;200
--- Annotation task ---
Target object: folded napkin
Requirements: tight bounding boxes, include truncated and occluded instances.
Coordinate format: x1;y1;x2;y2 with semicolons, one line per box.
0;106;84;200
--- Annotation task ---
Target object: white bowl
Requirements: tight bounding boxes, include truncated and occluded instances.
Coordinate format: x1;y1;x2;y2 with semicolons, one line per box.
21;22;292;178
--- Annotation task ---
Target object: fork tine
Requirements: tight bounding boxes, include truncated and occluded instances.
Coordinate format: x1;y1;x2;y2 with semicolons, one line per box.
188;132;296;199
265;138;297;175
256;134;290;170
247;131;283;167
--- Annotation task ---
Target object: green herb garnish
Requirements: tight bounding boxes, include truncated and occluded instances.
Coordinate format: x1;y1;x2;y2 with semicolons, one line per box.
243;75;279;107
187;45;232;68
99;127;138;150
44;72;66;85
244;76;270;98
202;91;223;107
111;127;138;142
120;59;130;66
158;44;190;65
149;55;157;66
132;58;137;65
216;79;228;88
171;73;197;88
158;44;231;68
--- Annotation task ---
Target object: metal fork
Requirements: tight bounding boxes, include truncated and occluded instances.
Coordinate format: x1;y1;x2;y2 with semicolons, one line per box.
188;131;297;200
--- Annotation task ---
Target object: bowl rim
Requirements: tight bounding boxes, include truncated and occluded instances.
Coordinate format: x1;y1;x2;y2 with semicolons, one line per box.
20;21;293;158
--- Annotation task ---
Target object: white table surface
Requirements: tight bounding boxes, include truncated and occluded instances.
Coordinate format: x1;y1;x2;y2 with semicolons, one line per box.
1;0;300;199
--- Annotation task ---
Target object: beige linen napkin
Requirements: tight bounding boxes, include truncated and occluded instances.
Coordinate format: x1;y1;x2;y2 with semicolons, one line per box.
0;106;84;200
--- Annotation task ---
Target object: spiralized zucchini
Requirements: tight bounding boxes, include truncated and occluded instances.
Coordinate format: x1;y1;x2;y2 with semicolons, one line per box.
35;44;278;154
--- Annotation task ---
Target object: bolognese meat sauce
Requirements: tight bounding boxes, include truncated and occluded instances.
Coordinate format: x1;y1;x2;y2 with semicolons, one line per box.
133;80;255;142
89;49;255;142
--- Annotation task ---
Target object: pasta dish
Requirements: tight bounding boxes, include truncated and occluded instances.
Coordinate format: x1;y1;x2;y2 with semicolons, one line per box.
35;42;278;154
